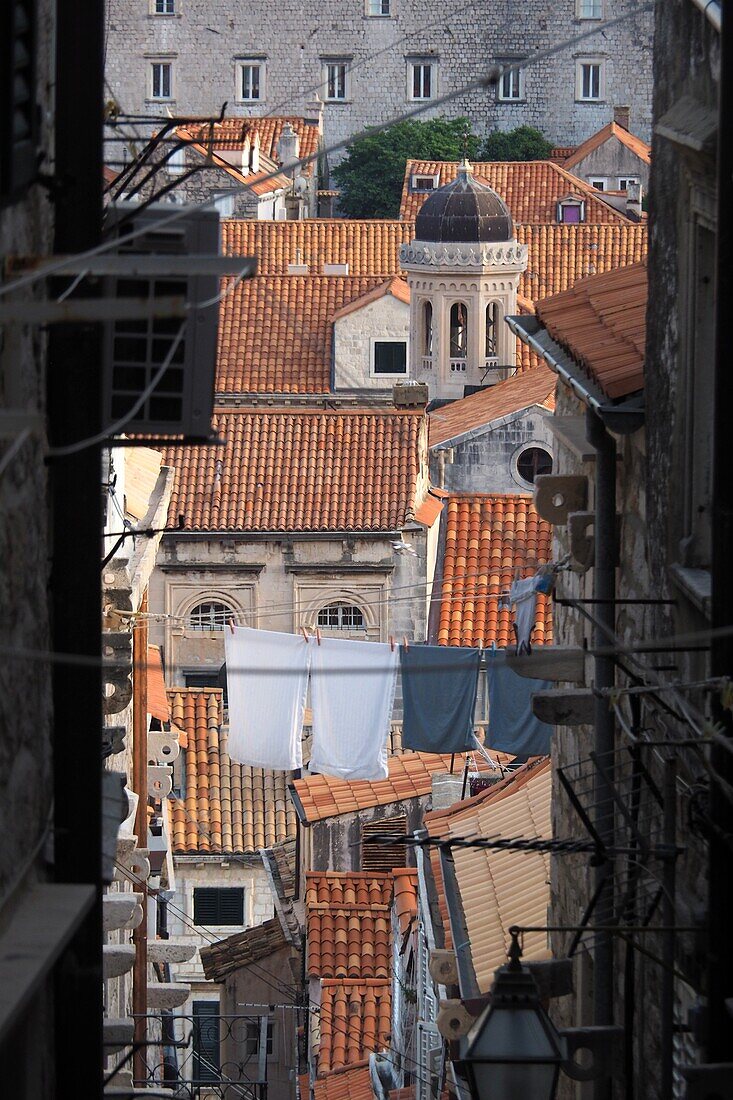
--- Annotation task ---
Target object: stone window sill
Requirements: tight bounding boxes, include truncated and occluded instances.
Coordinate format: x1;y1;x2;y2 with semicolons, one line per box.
669;562;712;618
497;99;528;105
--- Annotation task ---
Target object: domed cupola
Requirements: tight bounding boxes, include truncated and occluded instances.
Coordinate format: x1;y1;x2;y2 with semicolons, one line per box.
400;160;528;400
414;162;514;244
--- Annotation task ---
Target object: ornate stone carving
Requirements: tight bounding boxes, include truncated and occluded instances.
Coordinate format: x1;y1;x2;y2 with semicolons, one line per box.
400;240;528;270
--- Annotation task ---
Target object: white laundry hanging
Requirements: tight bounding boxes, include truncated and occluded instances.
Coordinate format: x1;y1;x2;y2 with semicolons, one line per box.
309;636;399;781
225;625;310;771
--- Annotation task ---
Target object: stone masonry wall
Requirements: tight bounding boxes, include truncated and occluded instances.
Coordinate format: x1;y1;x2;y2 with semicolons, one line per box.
105;0;654;159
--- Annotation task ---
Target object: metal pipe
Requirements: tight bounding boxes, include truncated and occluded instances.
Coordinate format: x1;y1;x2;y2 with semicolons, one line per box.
586;407;617;1100
690;0;721;33
661;758;677;1097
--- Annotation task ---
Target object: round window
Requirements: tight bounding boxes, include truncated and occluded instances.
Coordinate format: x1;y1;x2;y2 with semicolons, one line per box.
516;446;553;485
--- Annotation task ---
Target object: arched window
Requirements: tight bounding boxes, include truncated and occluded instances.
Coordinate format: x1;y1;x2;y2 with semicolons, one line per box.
317;603;365;631
485;302;499;358
516;446;553;485
423;300;433;357
449;302;468;361
188;601;231;631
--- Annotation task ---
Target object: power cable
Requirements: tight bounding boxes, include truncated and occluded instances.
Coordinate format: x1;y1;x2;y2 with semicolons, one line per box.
0;2;653;302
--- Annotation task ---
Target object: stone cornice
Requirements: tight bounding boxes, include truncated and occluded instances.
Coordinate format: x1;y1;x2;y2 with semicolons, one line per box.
400;239;528;271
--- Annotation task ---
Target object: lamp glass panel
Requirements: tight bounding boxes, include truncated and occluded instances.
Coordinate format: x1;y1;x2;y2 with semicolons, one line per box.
469;1006;560;1060
471;1061;558;1100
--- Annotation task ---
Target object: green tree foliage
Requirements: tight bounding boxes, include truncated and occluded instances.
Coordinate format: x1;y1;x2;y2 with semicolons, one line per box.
479;126;554;162
331;118;480;219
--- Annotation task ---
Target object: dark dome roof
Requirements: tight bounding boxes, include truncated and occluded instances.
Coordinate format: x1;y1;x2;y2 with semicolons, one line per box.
414;163;513;243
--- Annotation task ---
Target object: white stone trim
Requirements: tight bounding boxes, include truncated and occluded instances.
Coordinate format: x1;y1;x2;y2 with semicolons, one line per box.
400;240;528;271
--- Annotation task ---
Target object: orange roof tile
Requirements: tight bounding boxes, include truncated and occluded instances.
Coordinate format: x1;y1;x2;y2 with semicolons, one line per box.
317;980;391;1074
399;160;631;223
436;495;553;648
217;275;386;393
314;1066;375;1100
182;116;321;175
534;260;647;400
429;367;556;448
331;277;410;321
393;868;419;936
414;490;445;528
290;750;510;824
162;408;424;532
563;121;651;171
306;873;393;980
424;760;552;991
147;645;170;723
169;688;297;854
222;220;414;277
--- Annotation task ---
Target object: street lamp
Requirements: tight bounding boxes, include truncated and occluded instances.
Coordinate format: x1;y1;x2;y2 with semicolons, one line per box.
461;930;564;1100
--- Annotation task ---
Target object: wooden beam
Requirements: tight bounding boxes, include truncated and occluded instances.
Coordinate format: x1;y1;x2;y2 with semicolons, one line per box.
0;884;94;1041
132;590;149;1086
533;688;596;725
505;646;586;683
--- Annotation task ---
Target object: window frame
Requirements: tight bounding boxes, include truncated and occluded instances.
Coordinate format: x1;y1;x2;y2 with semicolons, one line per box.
366;0;393;15
557;198;586;223
408;59;436;101
618;176;640;191
371;337;408;378
576;0;603;19
322;59;349;102
236;59;266;103
588;177;608;191
150;60;174;101
513;444;553;489
497;64;524;102
152;0;177;14
316;602;367;631
410;173;440;193
193;887;245;927
575;59;604;102
187;600;232;633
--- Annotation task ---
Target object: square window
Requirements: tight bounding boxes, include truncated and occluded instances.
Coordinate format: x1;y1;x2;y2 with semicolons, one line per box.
238;61;263;101
410;62;434;100
193;887;244;926
324;62;348;101
411;175;438;192
589;178;606;191
498;65;523;101
373;341;407;375
368;0;391;14
576;61;603;102
154;0;175;13
618;177;639;191
577;0;602;17
151;61;172;99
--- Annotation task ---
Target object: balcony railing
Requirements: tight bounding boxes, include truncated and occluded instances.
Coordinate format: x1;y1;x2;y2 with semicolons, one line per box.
483;356;500;372
449;357;467;373
421;355;434;371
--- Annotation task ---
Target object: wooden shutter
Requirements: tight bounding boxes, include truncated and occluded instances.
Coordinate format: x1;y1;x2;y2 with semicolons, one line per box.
193;887;244;925
0;0;38;201
192;1001;220;1083
361;815;407;873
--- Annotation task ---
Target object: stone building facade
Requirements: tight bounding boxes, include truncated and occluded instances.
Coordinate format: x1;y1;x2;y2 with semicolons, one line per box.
105;0;654;155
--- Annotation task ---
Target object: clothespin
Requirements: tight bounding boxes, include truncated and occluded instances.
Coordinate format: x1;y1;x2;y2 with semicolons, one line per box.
316;628;322;646
389;635;395;652
301;627;309;643
403;635;409;652
228;617;235;635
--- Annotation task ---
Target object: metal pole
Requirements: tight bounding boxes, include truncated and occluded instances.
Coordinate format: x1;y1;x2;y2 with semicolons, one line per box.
133;594;149;1085
49;0;105;1095
661;757;677;1099
586;408;617;1100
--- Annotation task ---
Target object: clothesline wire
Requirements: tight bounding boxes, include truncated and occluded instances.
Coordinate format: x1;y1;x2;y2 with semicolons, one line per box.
2;2;653;301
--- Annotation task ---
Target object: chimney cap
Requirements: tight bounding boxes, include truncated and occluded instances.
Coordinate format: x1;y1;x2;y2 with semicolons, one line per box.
613;105;631;130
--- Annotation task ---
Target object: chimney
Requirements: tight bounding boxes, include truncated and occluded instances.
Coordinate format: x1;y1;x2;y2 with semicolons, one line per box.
277;121;300;179
626;181;643;219
613;105;630;131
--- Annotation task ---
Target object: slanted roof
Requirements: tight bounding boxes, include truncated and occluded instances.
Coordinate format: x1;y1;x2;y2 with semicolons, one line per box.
317;980;391;1074
399;160;631;223
169;688;297;854
314;1066;375;1100
424;759;552;991
147;645;170;723
563;121;651;170
331;276;410;321
200;917;288;982
182;116;320;175
535;260;646;399
290;751;509;824
217;275;386;393
306;872;392;980
428;366;556;448
162;408;424;532
436;495;553;648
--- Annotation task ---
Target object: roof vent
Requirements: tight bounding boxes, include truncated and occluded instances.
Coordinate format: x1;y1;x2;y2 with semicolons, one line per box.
323;262;349;275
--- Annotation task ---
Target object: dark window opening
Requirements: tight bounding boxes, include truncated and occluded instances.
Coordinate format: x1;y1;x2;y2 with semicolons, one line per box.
373;341;407;375
192;1002;220;1083
193;887;244;926
517;446;553;484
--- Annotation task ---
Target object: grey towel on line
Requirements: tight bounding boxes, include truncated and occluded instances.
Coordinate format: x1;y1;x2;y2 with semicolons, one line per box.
485;649;553;756
400;644;481;753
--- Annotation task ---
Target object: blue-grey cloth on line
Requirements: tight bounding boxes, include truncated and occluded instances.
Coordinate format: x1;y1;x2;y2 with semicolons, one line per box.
486;649;553;756
400;644;481;753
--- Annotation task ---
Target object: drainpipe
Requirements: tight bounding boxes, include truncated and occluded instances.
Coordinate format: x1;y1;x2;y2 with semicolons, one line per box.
586;408;617;1100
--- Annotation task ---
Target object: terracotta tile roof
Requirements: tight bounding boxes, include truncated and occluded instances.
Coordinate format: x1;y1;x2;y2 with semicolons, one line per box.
182;116;320;175
393;868;419;936
306;873;392;980
550;146;576;162
200;917;288;982
314;1066;375;1100
399;160;630;223
222;220;414;276
414;489;445;528
317;980;392;1074
162;408;424;532
519;222;647;301
331;276;410;321
534;260;647;399
147;645;170;723
169;688;297;854
425;760;552;991
429;367;556;448
175;130;290;193
217;275;386;393
563;121;651;170
436;495;553;648
290;750;511;824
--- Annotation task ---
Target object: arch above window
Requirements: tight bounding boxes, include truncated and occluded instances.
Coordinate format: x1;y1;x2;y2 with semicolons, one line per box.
316;602;366;631
188;600;232;631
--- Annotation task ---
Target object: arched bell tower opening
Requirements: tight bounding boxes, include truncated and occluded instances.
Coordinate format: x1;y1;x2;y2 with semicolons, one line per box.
400;161;528;400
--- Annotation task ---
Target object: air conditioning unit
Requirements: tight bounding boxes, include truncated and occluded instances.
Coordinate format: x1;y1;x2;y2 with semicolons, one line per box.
102;204;221;437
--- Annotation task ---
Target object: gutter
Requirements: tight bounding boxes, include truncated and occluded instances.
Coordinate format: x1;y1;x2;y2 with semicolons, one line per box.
505;315;644;434
690;0;721;32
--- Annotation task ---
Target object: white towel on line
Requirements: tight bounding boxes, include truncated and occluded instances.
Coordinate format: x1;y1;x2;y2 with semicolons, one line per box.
309;636;399;781
225;625;310;771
